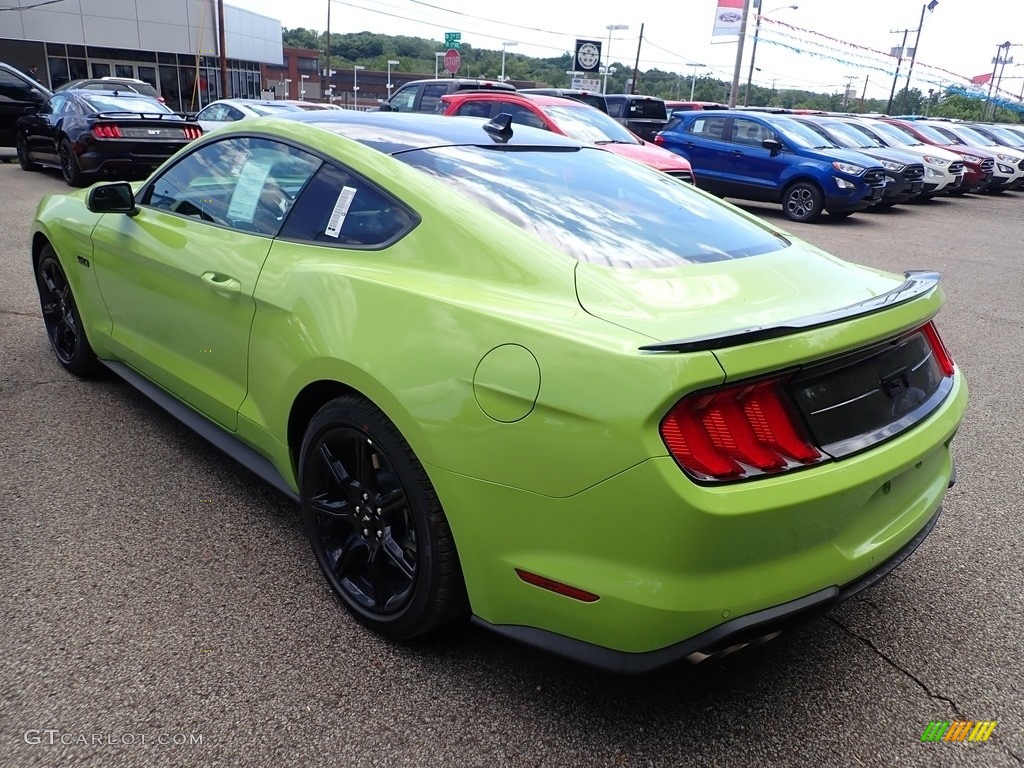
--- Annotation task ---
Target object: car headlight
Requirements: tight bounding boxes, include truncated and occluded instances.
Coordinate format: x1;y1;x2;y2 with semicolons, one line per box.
923;155;950;166
832;161;865;175
961;155;985;165
880;160;906;172
996;153;1018;162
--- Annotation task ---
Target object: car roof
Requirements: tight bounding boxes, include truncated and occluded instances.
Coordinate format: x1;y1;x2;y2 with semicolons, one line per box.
0;62;52;93
64;88;154;99
604;93;664;101
445;91;575;108
274;109;584;154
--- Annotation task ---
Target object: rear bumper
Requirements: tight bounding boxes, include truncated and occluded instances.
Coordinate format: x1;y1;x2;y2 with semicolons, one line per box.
476;502;944;674
77;142;189;176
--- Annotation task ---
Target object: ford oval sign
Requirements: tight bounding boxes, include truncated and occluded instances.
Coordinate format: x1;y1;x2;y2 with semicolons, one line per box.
719;11;742;21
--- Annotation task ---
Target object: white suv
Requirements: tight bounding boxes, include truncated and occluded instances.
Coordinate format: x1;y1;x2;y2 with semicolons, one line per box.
838;116;965;197
922;120;1024;192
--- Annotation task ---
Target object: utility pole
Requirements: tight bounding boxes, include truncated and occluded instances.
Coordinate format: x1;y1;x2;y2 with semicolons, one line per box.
985;42;1011;119
216;0;228;97
842;75;855;108
728;0;753;107
630;23;644;94
885;28;911;114
859;75;869;112
898;3;927;114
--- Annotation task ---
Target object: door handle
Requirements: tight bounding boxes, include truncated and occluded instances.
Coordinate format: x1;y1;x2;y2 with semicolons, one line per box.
731;150;745;156
201;272;241;294
684;141;695;149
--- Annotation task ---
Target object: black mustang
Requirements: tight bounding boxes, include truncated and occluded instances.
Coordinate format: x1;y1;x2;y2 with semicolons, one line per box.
16;89;203;186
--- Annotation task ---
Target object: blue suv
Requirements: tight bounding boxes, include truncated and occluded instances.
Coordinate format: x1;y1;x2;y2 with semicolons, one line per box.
654;111;887;222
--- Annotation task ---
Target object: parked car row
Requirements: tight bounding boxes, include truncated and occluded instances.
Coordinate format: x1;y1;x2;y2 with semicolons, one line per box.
654;109;1024;221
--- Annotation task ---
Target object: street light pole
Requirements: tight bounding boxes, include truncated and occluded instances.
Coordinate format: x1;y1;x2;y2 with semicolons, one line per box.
501;41;518;82
434;52;444;79
386;59;399;97
728;0;753;107
743;2;797;106
353;65;364;108
899;1;938;115
684;63;704;101
300;74;308;99
604;24;628;93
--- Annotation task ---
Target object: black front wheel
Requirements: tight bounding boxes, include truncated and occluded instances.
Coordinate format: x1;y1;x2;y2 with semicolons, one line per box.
35;245;100;377
782;181;824;222
16;134;38;171
299;395;467;639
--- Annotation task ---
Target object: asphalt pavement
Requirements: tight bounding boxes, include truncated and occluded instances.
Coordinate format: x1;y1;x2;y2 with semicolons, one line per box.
1;160;1022;768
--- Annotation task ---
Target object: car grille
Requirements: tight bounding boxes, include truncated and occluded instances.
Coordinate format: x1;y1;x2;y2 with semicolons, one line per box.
904;164;924;182
980;159;994;172
665;170;693;184
1018;159;1024;171
863;169;886;187
948;161;964;175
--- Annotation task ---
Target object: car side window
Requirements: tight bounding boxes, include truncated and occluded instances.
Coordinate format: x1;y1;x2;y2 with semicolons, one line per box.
688;116;728;141
455;100;494;119
46;94;68;114
279;162;418;248
388;85;418;112
419;83;449;114
0;68;34;102
498;102;548;130
605;99;624;118
140;136;322;237
731;118;772;146
225;106;245;121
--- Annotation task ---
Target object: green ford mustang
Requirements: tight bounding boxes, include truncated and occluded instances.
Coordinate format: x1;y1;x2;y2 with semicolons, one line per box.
30;111;967;672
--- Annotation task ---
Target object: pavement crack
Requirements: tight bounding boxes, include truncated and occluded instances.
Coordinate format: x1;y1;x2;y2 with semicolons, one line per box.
0;308;41;318
828;616;964;719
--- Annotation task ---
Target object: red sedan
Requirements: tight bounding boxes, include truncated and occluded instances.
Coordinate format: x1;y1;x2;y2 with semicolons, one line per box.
437;91;694;182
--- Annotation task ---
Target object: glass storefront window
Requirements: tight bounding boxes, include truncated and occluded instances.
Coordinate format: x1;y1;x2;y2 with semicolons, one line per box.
138;66;157;88
91;62;111;77
69;59;88;80
115;64;134;79
48;57;70;88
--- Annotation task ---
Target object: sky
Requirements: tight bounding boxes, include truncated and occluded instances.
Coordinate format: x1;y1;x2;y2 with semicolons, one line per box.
232;0;1024;102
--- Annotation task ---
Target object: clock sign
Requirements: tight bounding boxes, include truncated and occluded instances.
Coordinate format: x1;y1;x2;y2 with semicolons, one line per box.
574;39;602;72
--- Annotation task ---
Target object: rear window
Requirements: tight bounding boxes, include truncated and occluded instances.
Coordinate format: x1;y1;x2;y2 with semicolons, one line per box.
625;99;666;120
397;145;787;268
82;94;169;113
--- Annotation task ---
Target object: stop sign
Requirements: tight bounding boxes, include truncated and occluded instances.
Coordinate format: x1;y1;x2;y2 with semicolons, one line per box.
444;48;461;74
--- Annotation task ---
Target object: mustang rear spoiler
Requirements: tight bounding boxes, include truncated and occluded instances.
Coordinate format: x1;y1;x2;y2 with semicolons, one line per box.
94;111;196;121
639;271;941;354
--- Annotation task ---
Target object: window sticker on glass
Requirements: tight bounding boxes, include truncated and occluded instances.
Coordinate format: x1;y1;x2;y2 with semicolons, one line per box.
226;160;272;222
229;150;250;177
325;186;357;238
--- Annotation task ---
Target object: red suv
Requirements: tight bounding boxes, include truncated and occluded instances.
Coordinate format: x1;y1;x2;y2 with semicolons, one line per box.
436;91;694;182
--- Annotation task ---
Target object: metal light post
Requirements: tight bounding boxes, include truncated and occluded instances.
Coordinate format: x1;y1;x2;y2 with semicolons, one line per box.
434;52;444;79
500;41;518;82
386;59;399;97
898;0;939;114
283;77;292;99
685;63;704;101
324;68;336;103
727;0;753;107
352;65;364;109
604;24;629;93
300;74;308;99
743;2;797;106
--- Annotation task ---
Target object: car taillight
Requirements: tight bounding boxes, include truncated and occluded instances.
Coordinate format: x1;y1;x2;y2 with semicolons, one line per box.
661;377;823;481
92;123;123;138
653;134;664;145
183;126;203;139
922;320;955;375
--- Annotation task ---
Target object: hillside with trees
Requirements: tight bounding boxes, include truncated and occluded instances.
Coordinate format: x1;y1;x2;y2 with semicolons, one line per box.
283;28;1022;122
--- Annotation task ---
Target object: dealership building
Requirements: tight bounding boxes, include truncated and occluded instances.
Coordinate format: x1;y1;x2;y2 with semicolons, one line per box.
0;0;282;111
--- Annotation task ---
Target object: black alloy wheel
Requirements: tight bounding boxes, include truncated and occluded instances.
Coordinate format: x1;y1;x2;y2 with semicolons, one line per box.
58;139;85;187
16;134;38;171
34;246;100;376
299;396;467;639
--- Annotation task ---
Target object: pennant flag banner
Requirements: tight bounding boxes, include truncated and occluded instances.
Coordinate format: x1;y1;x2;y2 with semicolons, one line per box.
970;73;992;85
712;0;744;40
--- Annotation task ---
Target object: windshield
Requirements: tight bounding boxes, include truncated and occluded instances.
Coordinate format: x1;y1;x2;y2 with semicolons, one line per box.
945;125;998;147
775;117;839;149
397;145;786;268
249;103;302;116
867;120;923;146
542;104;638;144
822;120;882;148
907;122;956;144
83;94;170;113
984;126;1024;147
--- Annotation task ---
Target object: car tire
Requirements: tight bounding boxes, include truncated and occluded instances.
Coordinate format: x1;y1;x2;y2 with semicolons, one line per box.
16;134;38;171
58;138;86;187
34;245;101;377
299;394;468;640
782;181;824;222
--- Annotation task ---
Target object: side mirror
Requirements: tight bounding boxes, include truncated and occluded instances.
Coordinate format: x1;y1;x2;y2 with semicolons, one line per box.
23;105;39;115
762;138;783;156
29;88;46;103
87;182;139;216
378;102;395;112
